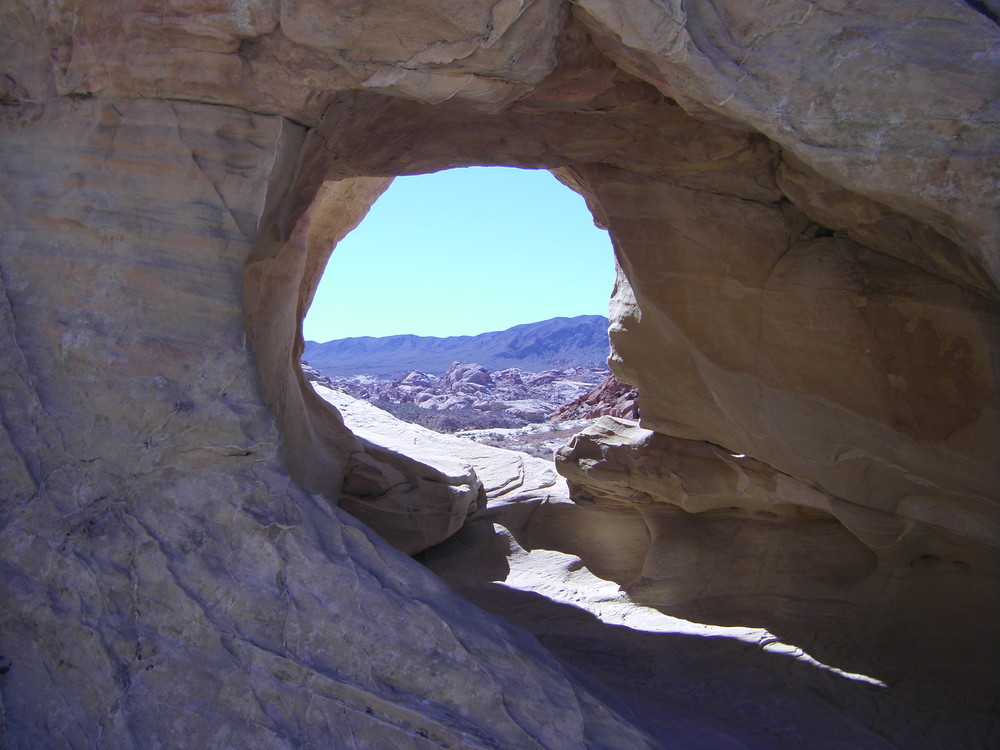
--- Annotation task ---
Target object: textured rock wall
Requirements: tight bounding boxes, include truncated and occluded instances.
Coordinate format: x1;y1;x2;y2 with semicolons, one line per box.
2;0;999;744
572;0;1000;278
244;176;486;555
0;95;657;748
568;160;998;546
556;418;1000;692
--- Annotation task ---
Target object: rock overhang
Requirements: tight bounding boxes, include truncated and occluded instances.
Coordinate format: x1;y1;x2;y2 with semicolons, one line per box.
232;6;999;695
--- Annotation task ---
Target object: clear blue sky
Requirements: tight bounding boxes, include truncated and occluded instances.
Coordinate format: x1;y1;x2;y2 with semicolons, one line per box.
303;167;615;342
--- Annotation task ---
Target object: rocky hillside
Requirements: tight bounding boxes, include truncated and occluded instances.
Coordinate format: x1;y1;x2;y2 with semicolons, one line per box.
304;315;610;376
303;360;638;459
303;361;607;429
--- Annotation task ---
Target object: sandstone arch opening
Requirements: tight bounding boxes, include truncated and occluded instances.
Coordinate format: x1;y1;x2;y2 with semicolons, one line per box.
291;164;620;552
243;84;999;700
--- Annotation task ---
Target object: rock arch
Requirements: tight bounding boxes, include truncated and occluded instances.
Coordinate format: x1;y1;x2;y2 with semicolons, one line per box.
2;1;998;746
242;48;999;691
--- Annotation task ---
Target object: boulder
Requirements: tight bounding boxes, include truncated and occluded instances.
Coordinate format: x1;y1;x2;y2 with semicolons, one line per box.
444;361;494;387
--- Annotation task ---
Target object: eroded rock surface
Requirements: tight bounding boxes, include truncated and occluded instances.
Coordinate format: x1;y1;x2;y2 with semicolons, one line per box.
308;360;606;428
0;96;658;750
549;372;639;421
2;0;998;746
328;388;1000;748
555;418;1000;692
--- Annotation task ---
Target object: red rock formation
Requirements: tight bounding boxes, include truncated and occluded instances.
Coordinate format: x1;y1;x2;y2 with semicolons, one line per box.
549;371;639;421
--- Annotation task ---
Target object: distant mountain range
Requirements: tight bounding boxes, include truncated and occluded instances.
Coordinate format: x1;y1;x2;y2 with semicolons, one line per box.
304;315;611;377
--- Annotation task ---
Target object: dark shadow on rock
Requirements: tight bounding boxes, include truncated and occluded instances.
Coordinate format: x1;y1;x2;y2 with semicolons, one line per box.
419;519;1000;750
470;496;1000;713
413;517;512;583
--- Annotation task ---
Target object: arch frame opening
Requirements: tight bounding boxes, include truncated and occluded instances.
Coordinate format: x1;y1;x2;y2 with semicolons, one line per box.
242;72;1000;697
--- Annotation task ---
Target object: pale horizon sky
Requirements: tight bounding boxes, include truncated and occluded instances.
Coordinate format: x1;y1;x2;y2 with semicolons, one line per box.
303;167;615;343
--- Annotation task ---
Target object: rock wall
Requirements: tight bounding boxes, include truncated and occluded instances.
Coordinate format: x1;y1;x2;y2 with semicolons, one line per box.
0;94;659;748
2;0;998;745
556;418;1000;693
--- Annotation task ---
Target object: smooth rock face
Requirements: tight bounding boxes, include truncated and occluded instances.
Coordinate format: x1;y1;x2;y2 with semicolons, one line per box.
321;384;485;555
2;0;999;746
581;162;999;530
574;0;1000;275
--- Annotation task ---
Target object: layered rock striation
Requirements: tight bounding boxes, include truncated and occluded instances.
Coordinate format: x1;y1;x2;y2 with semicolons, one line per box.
330;386;1000;749
2;0;999;746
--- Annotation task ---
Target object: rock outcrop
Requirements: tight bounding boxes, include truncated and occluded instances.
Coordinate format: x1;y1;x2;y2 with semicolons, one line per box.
2;1;998;746
307;361;606;429
332;387;1000;749
555;414;1000;691
549;371;639;421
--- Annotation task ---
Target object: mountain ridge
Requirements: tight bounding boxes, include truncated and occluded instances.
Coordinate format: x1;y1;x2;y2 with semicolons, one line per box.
304;315;610;377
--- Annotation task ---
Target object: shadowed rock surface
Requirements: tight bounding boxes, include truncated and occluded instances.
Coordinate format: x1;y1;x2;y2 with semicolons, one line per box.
2;1;998;747
327;388;1000;749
